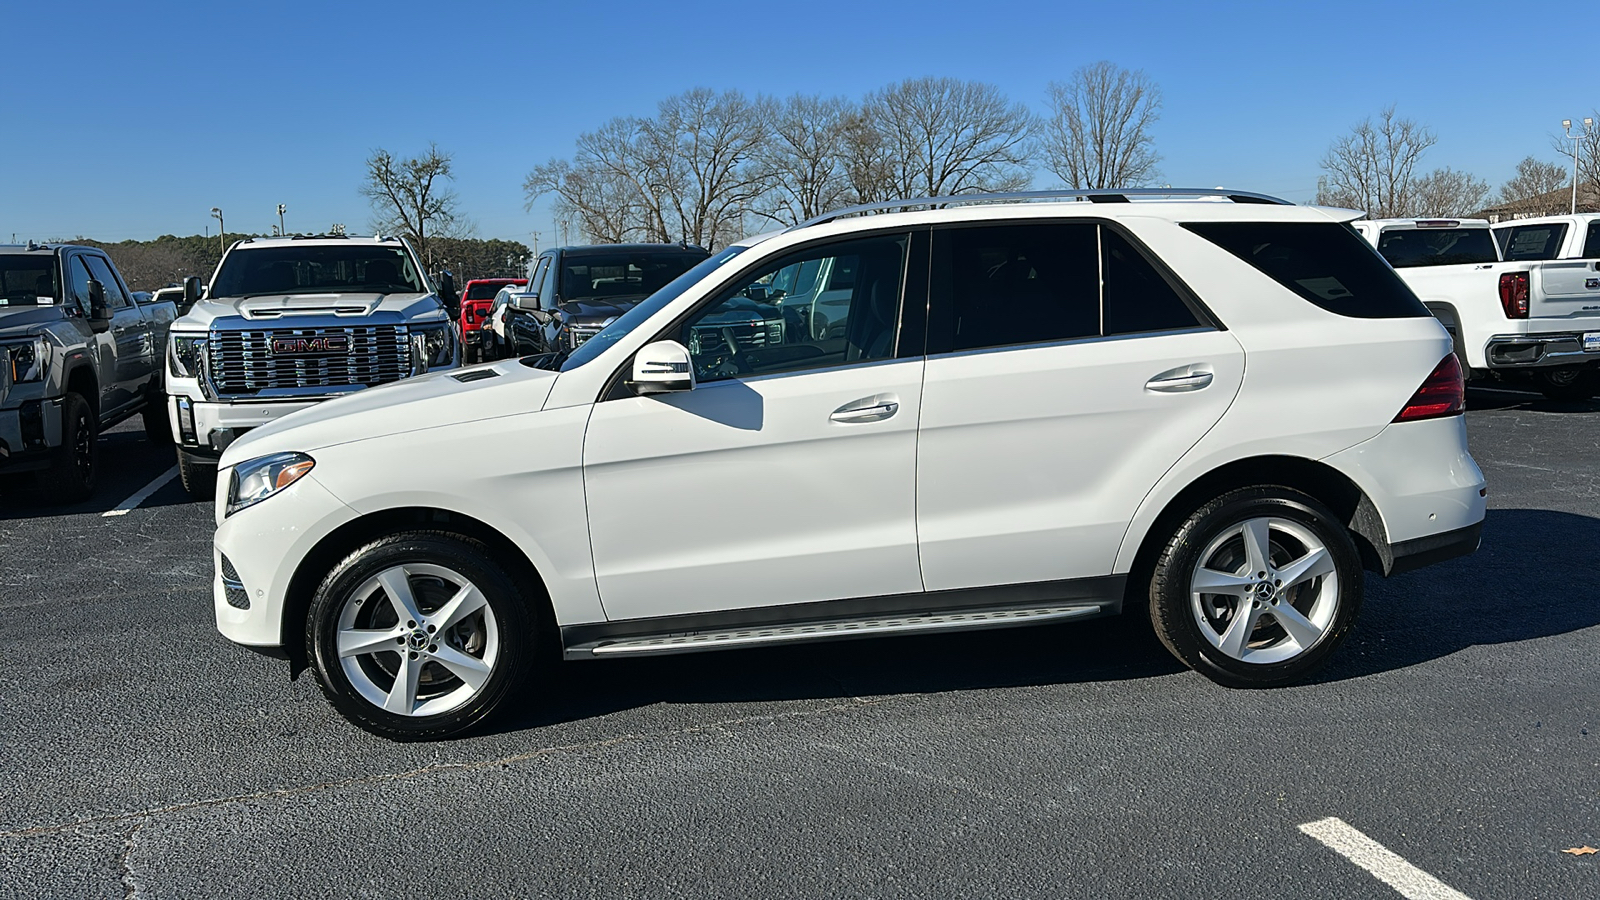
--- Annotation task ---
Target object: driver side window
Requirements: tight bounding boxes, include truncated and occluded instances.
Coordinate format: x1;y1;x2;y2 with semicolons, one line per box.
680;234;907;383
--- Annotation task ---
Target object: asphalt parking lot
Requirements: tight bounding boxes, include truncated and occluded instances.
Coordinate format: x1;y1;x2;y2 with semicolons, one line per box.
1;387;1596;900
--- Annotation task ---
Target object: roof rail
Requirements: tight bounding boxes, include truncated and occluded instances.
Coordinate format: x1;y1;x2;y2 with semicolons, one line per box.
792;188;1292;230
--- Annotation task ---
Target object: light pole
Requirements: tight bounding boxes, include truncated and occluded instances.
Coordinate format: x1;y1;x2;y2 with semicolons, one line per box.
277;203;286;236
1563;118;1593;215
210;208;225;255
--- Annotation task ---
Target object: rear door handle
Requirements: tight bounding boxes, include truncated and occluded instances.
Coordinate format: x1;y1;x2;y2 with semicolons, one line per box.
1146;365;1214;393
830;394;899;423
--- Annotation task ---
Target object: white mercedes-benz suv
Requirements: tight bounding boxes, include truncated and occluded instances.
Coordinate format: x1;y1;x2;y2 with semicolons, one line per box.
209;190;1487;740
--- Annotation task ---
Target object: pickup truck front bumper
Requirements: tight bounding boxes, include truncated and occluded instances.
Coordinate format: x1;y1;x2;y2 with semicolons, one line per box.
0;398;63;473
1484;330;1600;369
170;396;320;458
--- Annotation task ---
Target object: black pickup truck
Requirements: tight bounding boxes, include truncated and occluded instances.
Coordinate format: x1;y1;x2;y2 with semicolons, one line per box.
0;242;178;500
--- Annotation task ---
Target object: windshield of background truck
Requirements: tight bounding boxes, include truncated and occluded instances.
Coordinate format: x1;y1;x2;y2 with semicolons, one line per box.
559;253;705;302
0;257;60;306
558;245;746;372
211;245;424;297
1376;228;1499;267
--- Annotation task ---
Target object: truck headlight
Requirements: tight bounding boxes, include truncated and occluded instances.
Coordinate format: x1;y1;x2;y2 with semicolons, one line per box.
4;337;49;383
170;335;207;378
226;452;315;517
412;325;455;372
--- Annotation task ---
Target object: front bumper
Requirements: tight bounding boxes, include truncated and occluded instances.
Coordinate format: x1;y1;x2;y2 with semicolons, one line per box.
0;398;63;472
1484;330;1600;369
170;397;321;457
213;471;358;648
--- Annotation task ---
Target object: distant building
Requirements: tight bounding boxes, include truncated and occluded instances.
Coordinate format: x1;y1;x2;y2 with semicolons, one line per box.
1476;182;1600;222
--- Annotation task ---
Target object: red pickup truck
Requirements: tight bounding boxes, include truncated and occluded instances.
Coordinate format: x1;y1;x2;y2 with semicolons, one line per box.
458;278;526;362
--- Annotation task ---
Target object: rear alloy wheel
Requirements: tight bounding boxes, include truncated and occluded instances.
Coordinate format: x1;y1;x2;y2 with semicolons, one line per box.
1149;487;1362;687
1536;366;1599;402
309;532;533;740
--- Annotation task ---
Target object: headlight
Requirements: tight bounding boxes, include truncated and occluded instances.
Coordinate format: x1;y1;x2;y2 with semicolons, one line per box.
412;325;455;372
4;337;49;383
170;335;207;378
226;452;315;517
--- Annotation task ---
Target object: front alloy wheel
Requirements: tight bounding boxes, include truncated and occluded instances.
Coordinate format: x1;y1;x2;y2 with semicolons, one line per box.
309;532;534;740
1149;487;1362;687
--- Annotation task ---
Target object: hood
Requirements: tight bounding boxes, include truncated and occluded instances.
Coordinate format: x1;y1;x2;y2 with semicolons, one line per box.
0;305;68;334
176;292;446;329
218;358;560;467
557;295;647;322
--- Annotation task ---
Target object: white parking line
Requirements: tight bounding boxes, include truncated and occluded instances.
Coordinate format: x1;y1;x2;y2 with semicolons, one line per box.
1299;817;1474;900
102;465;180;518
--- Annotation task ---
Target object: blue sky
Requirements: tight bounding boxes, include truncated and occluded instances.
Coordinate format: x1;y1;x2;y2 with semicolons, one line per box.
5;0;1594;246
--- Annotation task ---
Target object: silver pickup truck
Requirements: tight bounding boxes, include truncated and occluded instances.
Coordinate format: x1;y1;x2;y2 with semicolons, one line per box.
0;242;176;500
164;234;459;496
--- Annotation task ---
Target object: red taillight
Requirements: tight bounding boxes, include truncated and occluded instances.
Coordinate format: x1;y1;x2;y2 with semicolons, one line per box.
1498;272;1529;318
1394;354;1465;422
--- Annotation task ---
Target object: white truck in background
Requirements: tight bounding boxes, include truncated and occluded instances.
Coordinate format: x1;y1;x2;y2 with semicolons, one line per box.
1353;218;1600;400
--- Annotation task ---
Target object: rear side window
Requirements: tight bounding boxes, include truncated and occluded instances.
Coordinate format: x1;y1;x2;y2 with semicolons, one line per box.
1584;221;1600;259
1375;228;1499;267
1184;222;1429;319
1101;228;1204;335
1500;223;1569;261
930;222;1206;353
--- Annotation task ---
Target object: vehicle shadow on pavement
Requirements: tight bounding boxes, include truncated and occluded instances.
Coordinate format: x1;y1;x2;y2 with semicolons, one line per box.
499;611;1186;733
0;426;193;520
1319;507;1600;682
1466;386;1600;414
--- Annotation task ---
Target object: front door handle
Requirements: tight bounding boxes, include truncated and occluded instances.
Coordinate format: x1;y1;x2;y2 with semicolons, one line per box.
1146;365;1214;393
830;395;899;423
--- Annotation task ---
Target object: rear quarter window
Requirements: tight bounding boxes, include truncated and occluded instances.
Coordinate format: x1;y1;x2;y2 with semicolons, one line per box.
1184;221;1430;319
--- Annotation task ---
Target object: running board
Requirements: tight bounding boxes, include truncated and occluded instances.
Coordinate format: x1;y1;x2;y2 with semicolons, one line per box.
567;603;1105;659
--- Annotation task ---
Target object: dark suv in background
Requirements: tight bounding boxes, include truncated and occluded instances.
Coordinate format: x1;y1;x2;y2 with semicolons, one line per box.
504;244;709;356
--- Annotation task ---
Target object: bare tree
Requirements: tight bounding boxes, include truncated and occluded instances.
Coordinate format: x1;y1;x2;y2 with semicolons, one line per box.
752;95;854;225
1042;61;1162;189
1496;156;1571;214
839;108;900;205
1410;167;1490;217
856;77;1034;199
360;143;460;266
1314;106;1437;216
525;89;766;248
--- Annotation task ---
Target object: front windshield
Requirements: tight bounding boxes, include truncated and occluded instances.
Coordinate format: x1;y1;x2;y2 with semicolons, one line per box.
0;257;59;307
559;252;705;303
557;245;747;372
211;244;424;297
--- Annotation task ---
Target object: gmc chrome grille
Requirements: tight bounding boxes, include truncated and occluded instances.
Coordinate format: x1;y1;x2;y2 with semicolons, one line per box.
208;326;411;395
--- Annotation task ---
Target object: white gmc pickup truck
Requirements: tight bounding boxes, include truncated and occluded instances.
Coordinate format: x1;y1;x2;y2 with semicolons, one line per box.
165;235;460;495
1353;218;1600;400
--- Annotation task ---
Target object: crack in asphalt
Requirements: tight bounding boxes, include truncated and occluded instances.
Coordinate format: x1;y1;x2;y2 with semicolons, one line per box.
115;821;145;900
0;696;887;842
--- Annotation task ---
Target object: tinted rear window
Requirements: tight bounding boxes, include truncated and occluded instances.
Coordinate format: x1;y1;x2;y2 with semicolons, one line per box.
464;282;505;300
1500;224;1569;261
1375;228;1499;267
1584;221;1600;259
1184;222;1429;319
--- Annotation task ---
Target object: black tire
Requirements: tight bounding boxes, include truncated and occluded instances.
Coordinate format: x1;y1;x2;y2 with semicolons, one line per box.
142;397;172;446
1536;366;1599;402
177;448;215;499
307;532;536;741
1148;486;1363;688
36;393;97;502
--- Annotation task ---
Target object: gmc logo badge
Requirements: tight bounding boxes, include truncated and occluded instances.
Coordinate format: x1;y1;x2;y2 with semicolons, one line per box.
270;335;350;355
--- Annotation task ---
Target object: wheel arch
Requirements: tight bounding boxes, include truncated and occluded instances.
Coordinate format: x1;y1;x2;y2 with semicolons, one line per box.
1120;455;1392;613
281;506;555;676
63;362;99;419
